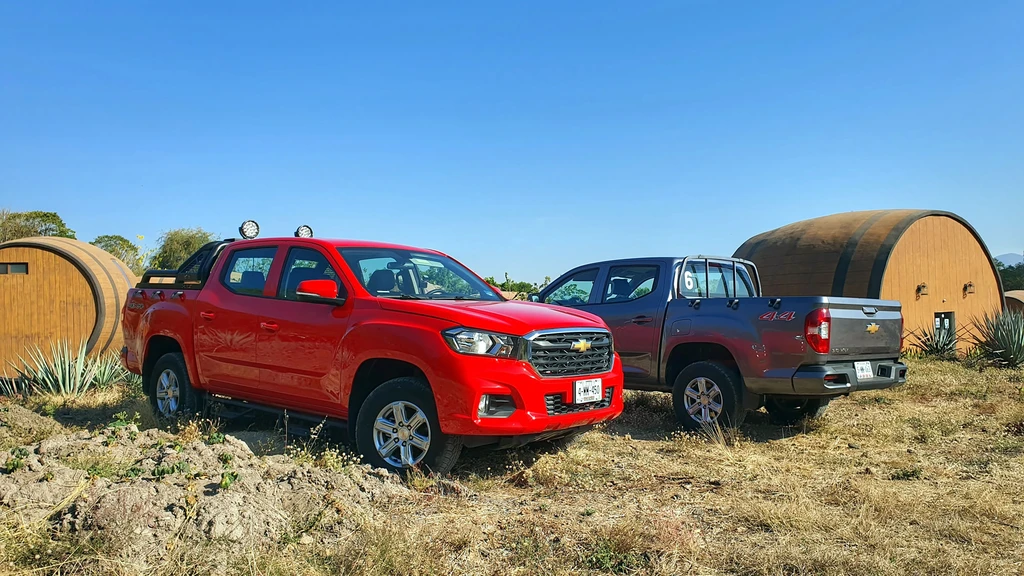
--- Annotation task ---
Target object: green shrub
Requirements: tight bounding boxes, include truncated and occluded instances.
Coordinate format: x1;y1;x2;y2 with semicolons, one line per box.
9;340;99;397
219;470;239;490
907;325;961;361
971;310;1024;368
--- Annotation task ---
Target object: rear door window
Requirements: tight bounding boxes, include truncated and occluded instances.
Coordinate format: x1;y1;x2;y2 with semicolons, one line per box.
222;246;277;296
602;265;659;303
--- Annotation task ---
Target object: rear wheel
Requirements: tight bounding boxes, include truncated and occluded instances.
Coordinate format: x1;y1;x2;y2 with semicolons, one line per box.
149;353;201;419
764;397;831;425
672;361;746;431
355;377;462;475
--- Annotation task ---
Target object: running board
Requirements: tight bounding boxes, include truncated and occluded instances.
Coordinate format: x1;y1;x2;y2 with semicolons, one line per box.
204;394;349;441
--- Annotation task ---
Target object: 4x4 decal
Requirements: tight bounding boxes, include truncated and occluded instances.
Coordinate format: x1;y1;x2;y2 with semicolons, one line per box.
758;311;796;321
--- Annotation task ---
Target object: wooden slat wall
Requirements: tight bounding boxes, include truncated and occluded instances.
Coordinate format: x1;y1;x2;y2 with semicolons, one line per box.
0;238;139;374
0;246;95;374
881;215;1004;348
734;210;1004;352
734;210;884;297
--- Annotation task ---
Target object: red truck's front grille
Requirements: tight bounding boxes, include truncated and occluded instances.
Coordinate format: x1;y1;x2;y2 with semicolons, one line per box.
545;386;614;415
525;329;613;378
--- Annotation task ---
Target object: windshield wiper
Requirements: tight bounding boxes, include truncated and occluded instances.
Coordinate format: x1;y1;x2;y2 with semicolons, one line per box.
422;295;481;300
379;294;427;300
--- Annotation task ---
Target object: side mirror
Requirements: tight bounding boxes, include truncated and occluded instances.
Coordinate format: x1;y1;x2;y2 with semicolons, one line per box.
296;279;346;305
528;293;541;302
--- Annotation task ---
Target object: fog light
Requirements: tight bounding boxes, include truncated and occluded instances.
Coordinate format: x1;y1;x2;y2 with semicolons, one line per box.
478;394;516;418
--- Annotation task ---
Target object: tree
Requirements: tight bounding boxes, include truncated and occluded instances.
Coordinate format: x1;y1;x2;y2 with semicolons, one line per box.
150;227;217;269
998;261;1024;292
0;209;75;242
19;211;76;238
0;209;37;243
91;234;148;275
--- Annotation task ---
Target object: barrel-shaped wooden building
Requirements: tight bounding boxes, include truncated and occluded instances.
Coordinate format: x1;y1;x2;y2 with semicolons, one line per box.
733;210;1004;350
0;237;138;373
1005;291;1024;313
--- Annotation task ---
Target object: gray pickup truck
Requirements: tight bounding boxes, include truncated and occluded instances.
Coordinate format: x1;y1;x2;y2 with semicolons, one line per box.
531;256;907;428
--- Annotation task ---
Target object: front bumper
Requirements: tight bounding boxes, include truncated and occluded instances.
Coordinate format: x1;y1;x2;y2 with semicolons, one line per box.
433;352;625;437
788;359;908;396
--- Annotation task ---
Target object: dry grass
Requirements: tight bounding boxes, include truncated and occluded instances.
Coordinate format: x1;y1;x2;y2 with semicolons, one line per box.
3;359;1024;575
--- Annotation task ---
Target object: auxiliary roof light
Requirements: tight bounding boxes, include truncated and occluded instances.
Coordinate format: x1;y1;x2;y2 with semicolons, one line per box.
295;224;313;238
239;220;260;239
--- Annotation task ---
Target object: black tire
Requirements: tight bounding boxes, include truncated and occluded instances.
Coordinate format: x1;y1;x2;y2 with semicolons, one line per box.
355;377;462;475
149;353;202;419
671;361;746;431
764;397;831;426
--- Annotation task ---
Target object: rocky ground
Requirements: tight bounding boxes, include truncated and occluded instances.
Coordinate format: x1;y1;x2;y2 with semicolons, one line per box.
0;404;409;574
1;359;1023;575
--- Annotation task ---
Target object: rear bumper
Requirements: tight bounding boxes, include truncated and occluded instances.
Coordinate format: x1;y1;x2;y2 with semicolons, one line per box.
747;359;908;397
789;360;908;396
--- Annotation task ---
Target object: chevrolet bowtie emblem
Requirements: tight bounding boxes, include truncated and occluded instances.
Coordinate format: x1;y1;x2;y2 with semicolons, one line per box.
571;339;592;353
866;323;880;334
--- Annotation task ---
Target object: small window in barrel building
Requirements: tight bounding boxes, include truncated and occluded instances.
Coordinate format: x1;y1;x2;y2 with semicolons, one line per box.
0;263;29;274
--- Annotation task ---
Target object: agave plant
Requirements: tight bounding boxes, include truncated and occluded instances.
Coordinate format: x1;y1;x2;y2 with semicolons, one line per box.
971;310;1024;369
0;377;27;398
92;351;127;389
9;339;100;397
907;325;962;361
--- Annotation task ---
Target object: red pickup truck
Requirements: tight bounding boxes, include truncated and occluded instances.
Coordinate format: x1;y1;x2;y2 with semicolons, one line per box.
120;223;623;474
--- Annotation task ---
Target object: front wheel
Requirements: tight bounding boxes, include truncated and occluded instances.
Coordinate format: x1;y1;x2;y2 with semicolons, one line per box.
764;397;831;425
355;377;463;475
671;361;746;431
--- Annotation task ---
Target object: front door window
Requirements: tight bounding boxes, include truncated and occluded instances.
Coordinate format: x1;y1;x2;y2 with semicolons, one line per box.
544;268;599;306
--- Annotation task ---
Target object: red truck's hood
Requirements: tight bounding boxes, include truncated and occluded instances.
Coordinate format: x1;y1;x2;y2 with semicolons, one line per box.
376;299;608;335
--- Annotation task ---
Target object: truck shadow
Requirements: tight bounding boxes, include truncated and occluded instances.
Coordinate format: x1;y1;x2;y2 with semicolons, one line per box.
597;390;820;444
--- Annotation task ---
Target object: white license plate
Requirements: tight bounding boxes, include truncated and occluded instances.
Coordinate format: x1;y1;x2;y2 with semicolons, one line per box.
854;361;874;380
574;378;603;404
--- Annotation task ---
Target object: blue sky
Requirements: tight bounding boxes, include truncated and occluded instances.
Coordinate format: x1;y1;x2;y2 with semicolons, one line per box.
2;1;1022;282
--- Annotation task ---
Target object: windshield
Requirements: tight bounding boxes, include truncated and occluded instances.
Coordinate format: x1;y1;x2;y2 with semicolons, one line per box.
337;248;502;301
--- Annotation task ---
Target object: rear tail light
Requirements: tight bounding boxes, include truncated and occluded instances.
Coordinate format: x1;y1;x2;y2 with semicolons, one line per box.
805;308;831;354
899;313;905;352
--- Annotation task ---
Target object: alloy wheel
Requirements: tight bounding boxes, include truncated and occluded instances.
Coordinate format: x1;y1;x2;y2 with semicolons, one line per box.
682;377;724;424
372;401;431;468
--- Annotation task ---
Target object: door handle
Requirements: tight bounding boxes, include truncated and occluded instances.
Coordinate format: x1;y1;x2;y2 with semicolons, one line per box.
199;311;216;321
260;322;279;332
629;316;654;324
726;299;740;309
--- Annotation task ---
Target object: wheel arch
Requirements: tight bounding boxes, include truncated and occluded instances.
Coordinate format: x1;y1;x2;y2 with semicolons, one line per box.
346;358;430;440
665;341;742;389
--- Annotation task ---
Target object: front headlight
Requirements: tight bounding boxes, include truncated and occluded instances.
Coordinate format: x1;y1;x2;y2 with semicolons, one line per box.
442;328;520;358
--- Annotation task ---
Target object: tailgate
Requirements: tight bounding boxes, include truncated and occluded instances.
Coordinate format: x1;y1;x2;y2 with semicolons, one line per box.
827;298;902;360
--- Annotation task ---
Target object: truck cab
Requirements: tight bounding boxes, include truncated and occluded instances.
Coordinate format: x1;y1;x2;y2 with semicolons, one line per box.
534;255;907;428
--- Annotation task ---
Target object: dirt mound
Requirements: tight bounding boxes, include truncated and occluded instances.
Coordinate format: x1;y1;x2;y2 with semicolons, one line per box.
0;402;67;450
0;413;410;571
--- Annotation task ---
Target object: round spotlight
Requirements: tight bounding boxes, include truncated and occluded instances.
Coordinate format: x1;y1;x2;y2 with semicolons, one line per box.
239;220;260;239
295;225;313;238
